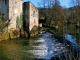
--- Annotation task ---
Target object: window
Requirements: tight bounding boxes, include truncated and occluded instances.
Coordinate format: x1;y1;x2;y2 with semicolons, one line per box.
33;11;35;15
5;0;7;5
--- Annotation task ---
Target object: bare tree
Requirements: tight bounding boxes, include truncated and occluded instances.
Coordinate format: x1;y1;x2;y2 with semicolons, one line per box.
38;0;65;28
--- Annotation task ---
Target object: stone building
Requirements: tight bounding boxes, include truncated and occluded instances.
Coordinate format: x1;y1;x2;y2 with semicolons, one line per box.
23;1;39;36
0;1;39;39
0;0;23;30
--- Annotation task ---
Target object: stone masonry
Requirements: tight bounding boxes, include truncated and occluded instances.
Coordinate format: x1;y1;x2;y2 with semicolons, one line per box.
0;0;39;39
0;0;23;30
23;1;38;33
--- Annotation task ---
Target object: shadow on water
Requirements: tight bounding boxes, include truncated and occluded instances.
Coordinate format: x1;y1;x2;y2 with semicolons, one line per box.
0;47;10;60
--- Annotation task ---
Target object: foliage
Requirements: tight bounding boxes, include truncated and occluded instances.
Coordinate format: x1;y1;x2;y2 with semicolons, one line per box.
16;13;23;28
0;18;8;34
39;0;65;29
39;0;80;46
0;30;9;41
51;6;65;28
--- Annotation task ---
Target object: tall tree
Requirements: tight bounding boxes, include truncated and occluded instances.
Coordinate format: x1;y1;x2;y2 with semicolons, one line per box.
51;0;65;30
38;0;54;25
38;0;65;32
70;0;80;25
69;0;80;46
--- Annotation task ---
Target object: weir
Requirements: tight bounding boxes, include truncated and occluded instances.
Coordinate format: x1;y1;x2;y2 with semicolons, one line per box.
0;31;79;60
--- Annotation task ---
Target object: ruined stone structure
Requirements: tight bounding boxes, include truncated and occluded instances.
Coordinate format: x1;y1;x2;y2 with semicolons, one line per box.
0;0;23;30
0;0;23;40
23;1;39;36
0;1;39;40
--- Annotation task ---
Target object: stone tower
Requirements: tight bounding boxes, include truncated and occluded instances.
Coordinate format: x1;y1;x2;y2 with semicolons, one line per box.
23;1;39;35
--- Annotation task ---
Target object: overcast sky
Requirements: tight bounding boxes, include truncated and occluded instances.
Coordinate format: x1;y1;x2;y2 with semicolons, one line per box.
23;0;71;8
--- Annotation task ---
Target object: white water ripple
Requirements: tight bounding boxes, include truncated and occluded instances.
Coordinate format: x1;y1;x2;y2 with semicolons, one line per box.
27;32;68;59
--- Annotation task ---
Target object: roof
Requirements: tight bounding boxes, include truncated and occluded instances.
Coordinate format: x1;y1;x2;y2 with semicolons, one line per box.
24;1;37;9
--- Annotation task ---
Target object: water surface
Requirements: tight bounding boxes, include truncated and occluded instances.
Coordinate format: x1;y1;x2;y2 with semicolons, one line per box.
0;32;68;60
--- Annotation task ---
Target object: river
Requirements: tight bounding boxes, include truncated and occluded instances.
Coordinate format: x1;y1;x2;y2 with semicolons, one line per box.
0;31;77;60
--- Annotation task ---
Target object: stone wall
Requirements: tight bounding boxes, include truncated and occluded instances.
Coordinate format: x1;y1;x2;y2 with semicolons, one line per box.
0;0;23;40
8;0;23;30
0;1;39;40
0;0;23;30
23;1;39;36
29;2;38;31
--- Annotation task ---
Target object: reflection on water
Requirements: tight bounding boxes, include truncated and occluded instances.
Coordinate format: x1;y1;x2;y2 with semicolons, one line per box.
0;32;68;60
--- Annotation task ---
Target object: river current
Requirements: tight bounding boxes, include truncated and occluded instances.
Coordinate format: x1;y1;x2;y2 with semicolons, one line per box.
0;31;68;60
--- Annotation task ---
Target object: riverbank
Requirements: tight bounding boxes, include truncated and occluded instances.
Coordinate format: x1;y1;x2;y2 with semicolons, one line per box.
42;24;80;46
0;26;42;41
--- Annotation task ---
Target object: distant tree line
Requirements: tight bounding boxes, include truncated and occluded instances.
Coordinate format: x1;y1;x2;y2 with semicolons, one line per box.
38;0;80;45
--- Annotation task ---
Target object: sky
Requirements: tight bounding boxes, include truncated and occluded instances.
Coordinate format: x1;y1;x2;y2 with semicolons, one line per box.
24;0;71;8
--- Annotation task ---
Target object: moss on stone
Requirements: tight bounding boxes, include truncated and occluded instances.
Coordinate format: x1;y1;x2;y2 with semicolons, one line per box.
0;30;9;41
9;30;19;39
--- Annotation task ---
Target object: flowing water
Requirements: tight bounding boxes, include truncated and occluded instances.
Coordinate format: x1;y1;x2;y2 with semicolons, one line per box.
0;31;69;60
64;34;77;44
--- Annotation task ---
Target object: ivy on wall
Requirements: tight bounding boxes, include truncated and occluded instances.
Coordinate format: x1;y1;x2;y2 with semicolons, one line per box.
16;13;23;28
0;13;8;34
